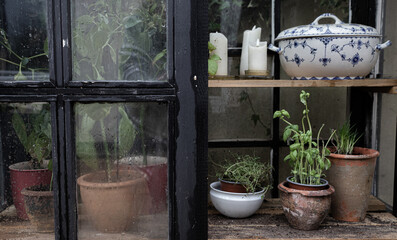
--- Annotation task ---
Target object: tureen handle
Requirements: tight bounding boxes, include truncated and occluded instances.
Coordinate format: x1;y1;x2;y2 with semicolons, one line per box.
268;44;283;55
376;40;392;51
311;13;344;25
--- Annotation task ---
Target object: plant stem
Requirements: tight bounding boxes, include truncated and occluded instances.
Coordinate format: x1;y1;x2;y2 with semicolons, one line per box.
0;57;20;67
29;52;47;59
140;105;147;165
100;120;111;182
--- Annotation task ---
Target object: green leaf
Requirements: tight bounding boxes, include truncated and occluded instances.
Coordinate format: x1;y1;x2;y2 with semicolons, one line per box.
281;109;290;118
118;106;137;156
289;143;301;151
153;49;167;65
209;54;221;61
208;41;216;51
283;128;292;142
273;111;282;119
208;59;218;76
12;112;28;149
75;113;98;170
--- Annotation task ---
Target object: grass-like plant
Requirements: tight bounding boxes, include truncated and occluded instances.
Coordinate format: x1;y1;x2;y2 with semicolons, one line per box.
215;154;273;193
333;119;362;155
274;90;335;185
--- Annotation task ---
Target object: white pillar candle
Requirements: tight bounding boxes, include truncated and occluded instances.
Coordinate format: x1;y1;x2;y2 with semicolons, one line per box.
209;32;228;76
248;40;267;71
240;26;261;75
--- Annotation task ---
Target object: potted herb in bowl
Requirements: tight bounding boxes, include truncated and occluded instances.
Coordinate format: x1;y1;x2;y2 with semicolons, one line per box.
210;154;273;218
274;90;335;230
327;119;380;222
9;104;52;221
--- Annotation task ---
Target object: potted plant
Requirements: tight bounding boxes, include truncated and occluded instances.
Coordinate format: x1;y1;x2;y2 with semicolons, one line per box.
8;104;52;221
210;153;273;218
0;27;49;81
76;103;150;233
274;90;335;230
327;119;380;222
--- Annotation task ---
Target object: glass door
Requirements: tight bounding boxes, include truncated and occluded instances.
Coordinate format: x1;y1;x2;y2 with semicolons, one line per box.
0;0;208;239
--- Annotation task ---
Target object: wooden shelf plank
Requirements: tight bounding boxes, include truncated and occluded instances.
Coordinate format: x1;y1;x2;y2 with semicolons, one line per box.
208;79;397;88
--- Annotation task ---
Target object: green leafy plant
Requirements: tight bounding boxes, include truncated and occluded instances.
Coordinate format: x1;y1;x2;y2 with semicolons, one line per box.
12;105;51;169
208;42;221;76
73;0;166;81
75;103;137;182
0;28;48;80
332;119;362;155
273;90;335;185
215;153;273;193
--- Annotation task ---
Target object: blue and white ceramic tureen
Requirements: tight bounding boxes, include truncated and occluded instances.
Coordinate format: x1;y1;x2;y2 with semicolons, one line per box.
269;13;391;80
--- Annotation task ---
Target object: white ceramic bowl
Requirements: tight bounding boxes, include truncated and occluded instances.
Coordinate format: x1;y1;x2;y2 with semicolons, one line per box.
210;181;265;218
268;13;391;80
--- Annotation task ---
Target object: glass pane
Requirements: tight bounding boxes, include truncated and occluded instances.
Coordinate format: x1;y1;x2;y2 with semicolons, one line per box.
209;88;273;140
75;102;168;238
209;0;272;76
377;0;397;207
0;103;54;238
0;1;49;81
71;0;167;82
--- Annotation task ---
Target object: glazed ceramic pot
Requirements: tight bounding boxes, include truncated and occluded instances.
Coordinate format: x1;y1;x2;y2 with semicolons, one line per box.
269;13;391;80
210;181;265;218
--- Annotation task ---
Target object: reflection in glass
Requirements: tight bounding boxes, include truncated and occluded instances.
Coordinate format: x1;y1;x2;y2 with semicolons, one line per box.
0;103;54;237
75;102;168;238
72;0;167;82
0;1;49;81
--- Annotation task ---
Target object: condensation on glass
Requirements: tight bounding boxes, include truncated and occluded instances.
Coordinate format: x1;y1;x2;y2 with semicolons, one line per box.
0;103;54;238
74;102;168;239
71;0;167;82
0;1;49;81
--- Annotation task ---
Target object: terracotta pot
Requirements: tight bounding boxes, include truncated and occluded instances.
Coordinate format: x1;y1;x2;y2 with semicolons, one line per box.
77;169;148;233
220;179;247;193
278;180;335;230
9;161;52;220
139;163;168;213
21;185;54;232
327;146;379;222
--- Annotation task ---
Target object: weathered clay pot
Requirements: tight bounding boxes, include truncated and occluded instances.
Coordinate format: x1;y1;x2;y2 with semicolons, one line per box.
278;180;335;230
21;185;54;233
9;161;52;220
77;169;148;233
327;146;379;222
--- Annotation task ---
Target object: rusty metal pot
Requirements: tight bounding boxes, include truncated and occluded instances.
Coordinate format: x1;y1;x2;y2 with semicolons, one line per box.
327;146;380;222
278;180;335;230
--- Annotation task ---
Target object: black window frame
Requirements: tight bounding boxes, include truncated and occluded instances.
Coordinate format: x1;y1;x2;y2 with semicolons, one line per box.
0;0;209;239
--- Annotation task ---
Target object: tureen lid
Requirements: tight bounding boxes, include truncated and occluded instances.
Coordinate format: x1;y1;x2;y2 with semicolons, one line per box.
275;13;380;41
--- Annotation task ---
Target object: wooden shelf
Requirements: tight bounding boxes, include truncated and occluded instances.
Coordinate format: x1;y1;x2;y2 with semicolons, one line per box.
209;196;397;240
208;79;397;91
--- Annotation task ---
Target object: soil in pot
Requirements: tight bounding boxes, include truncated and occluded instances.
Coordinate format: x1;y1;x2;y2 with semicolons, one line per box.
327;146;379;222
21;184;54;233
77;169;149;233
278;180;335;230
286;176;329;191
9;161;52;220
